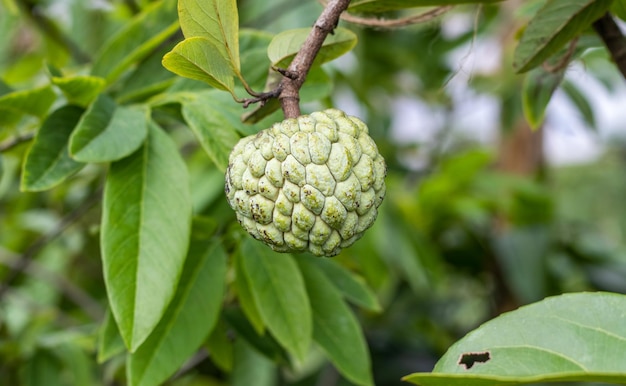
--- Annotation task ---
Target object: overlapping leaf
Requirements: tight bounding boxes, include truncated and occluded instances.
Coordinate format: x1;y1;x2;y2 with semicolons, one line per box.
128;240;227;386
521;66;565;129
513;0;614;73
238;240;311;362
70;94;149;162
21;106;85;192
404;292;626;386
0;85;55;127
101;122;191;351
51;76;106;107
97;310;125;363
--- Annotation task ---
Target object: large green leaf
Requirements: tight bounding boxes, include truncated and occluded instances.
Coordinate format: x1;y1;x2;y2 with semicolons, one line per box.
128;239;227;386
69;94;149;163
348;0;504;13
403;292;626;386
0;85;55;127
180;92;242;171
310;258;381;312
238;240;312;362
513;0;613;73
297;257;373;386
21;106;85;192
101;122;191;351
268;27;357;68
91;0;178;83
521;66;565;129
162;37;237;96
178;0;240;71
51;76;106;107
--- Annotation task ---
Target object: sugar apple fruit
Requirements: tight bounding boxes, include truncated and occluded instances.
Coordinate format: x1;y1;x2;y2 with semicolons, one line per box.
225;109;386;257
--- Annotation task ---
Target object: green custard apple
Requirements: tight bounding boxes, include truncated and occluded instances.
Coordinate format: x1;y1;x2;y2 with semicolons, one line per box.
225;109;386;257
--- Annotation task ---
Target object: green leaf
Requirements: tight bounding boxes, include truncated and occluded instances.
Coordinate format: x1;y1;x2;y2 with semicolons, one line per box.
128;240;227;386
162;37;237;96
205;319;234;372
348;0;504;13
178;0;240;71
97;309;126;363
238;240;312;362
612;0;626;21
51;76;106;107
21;106;85;192
101;122;191;351
513;0;613;73
297;257;374;386
69;94;149;162
561;80;596;129
116;46;176;104
234;254;265;334
268;27;357;68
91;0;178;83
19;349;65;386
0;85;55;127
231;339;277;386
310;258;381;312
239;29;274;91
403;292;626;386
521;66;564;129
181;92;241;171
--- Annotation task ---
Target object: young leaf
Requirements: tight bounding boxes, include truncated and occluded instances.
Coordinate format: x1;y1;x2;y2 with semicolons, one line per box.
178;0;240;71
521;66;564;129
21;106;85;192
128;240;227;386
69;94;149;162
268;27;357;68
51;76;106;107
181;93;241;171
0;85;56;127
162;37;237;96
91;0;178;83
238;240;312;362
97;309;126;363
101;121;191;352
348;0;504;13
231;339;277;386
513;0;614;73
403;292;626;386
310;258;381;312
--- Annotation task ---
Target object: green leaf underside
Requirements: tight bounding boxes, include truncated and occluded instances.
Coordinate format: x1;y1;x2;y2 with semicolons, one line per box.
180;92;241;171
178;0;240;71
297;257;373;386
52;76;106;106
101;122;191;352
268;27;357;68
310;258;381;311
235;254;265;334
513;0;614;73
521;67;565;129
97;309;126;363
0;85;56;127
91;0;178;83
403;292;626;386
162;37;236;95
21;105;85;192
347;0;504;13
239;240;312;362
128;240;227;386
70;94;149;162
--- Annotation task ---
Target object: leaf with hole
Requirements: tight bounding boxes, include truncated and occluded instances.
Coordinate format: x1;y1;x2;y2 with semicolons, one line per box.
268;27;357;68
128;239;227;386
70;94;149;162
178;0;240;71
238;240;311;362
513;0;613;73
21;105;85;192
101;121;191;351
403;292;626;385
162;37;237;97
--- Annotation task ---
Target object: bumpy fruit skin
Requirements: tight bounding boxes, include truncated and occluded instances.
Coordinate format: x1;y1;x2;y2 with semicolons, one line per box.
225;109;386;257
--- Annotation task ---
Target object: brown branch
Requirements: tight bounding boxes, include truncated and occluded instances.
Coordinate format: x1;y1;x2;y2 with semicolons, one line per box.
0;133;35;153
278;0;352;118
593;12;626;80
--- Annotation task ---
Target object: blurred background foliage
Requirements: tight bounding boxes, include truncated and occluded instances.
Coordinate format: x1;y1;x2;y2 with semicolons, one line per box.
2;0;626;385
